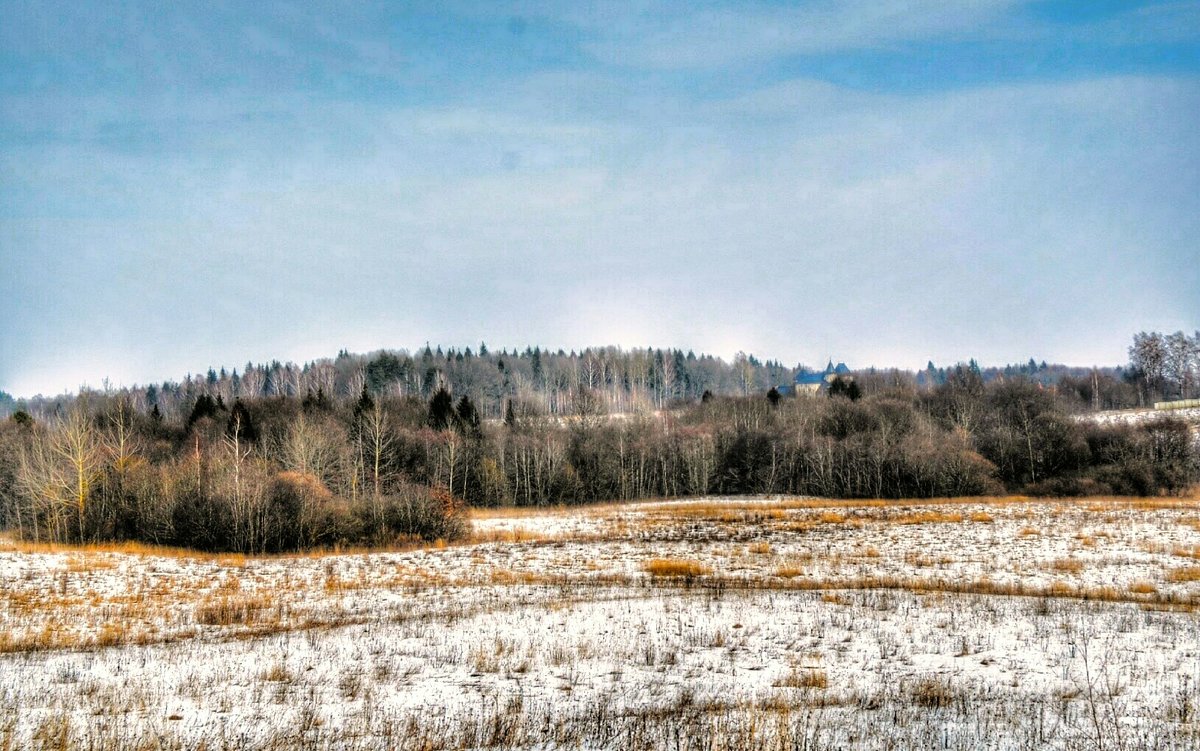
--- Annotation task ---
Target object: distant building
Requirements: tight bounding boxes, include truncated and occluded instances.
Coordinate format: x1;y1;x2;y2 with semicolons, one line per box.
793;360;852;396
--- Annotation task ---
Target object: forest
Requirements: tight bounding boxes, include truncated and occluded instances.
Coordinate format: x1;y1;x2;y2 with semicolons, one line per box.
0;332;1196;553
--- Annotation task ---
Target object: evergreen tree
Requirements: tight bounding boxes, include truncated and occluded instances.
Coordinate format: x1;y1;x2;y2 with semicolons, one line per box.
456;395;481;436
186;394;221;429
531;348;544;386
352;385;375;423
427;387;455;430
828;376;861;401
226;400;258;443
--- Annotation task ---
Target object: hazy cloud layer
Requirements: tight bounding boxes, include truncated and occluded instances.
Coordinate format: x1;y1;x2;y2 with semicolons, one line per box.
2;1;1198;396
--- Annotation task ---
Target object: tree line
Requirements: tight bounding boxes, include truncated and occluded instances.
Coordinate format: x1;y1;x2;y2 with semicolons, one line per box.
0;360;1194;552
4;342;1148;425
1126;330;1200;404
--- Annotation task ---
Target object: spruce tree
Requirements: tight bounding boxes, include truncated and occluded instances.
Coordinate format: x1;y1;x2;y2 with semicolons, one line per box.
427;387;455;430
456;395;481;437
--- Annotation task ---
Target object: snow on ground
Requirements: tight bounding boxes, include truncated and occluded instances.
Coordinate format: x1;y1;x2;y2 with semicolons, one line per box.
3;496;1200;749
1079;406;1200;434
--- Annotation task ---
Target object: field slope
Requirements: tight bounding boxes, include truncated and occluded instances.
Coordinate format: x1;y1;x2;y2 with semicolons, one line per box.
3;495;1200;749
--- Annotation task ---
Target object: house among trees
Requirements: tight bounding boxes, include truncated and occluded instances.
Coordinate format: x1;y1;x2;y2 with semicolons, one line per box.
794;360;852;395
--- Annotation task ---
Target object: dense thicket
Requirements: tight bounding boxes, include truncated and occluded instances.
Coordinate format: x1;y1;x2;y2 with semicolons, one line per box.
0;367;1194;551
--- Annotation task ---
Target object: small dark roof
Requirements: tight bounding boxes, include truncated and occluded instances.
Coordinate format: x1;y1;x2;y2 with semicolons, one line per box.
835;362;851;374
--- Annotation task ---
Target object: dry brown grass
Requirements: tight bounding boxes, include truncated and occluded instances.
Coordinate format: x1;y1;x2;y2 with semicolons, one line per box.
1129;581;1159;595
776;667;828;690
194;593;277;627
632;571;1199;610
1166;566;1200;583
892;511;964;525
489;569;553;585
470;528;552;544
643;558;711;578
774;563;806;579
969;511;994;523
1047;558;1084;575
259;662;294;683
907;676;957;708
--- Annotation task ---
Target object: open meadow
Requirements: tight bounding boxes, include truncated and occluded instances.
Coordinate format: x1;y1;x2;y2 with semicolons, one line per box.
3;494;1200;750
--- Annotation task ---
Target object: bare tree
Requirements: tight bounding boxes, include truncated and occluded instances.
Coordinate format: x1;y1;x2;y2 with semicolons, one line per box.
223;407;255;550
15;409;103;542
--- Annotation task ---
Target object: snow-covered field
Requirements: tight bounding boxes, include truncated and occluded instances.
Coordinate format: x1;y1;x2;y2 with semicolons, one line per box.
3;495;1200;749
1080;406;1200;430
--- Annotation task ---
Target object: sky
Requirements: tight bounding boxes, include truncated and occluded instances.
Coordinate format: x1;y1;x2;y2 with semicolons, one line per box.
2;1;1198;397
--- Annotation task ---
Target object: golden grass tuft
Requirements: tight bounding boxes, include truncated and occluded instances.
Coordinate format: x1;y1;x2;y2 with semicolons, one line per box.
1166;566;1200;583
489;569;548;585
1048;558;1084;575
774;563;805;579
194;593;276;627
643;558;711;578
259;662;294;683
907;676;957;708
776;667;828;690
1129;581;1158;595
893;511;964;525
470;527;551;544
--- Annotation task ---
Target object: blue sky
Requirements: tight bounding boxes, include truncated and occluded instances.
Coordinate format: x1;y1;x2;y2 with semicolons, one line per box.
2;1;1198;396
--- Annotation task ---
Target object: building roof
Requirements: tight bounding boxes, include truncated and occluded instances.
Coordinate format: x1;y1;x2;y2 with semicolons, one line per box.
796;361;851;385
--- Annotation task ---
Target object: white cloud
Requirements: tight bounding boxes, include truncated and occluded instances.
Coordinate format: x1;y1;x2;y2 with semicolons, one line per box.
584;0;1022;69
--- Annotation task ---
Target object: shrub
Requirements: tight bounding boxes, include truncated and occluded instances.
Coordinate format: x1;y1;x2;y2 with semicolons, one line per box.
171;490;233;551
377;484;468;543
264;472;330;553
